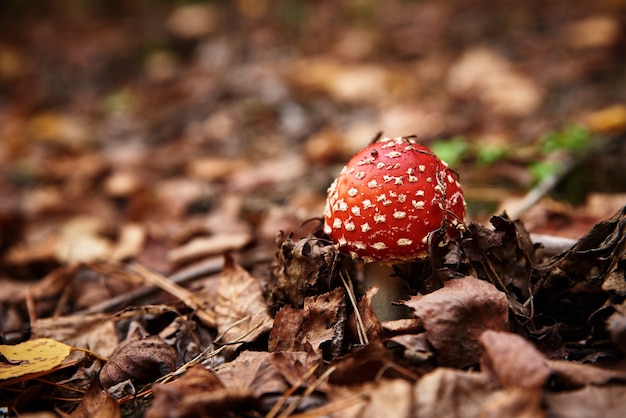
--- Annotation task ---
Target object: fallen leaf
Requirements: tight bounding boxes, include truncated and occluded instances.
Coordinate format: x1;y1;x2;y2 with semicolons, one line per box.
329;379;413;418
70;383;120;418
98;335;176;389
147;364;255;418
167;232;252;266
214;350;316;398
480;388;545;418
31;313;118;359
215;254;273;346
479;330;551;390
414;367;497;418
0;338;73;380
447;46;544;116
404;276;509;368
269;287;346;359
544;385;626;418
546;359;626;389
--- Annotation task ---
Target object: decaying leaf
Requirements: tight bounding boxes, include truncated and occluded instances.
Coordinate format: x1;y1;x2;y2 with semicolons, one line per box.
215;254;273;346
269;287;347;359
404;276;509;368
328;379;414;418
544;385;626;418
479;330;551;390
215;350;317;398
147;364;255;418
414;368;497;418
532;206;626;344
268;233;341;309
31;313;118;359
546;359;626;389
98;335;176;389
70;383;120;418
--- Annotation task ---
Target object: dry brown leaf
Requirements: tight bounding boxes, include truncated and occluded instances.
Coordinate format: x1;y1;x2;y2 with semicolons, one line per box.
544;385;626;418
215;254;273;346
479;330;551;390
31;313;118;359
147;364;255;418
404;276;509;368
268;287;346;358
481;388;545;418
546;359;626;389
167;232;252;266
414;368;497;418
54;216;113;263
214;350;314;398
447;46;543;116
99;335;176;389
70;383;120;418
110;223;145;261
328;379;414;418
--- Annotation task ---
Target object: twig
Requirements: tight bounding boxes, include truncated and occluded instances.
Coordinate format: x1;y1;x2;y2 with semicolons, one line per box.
73;251;272;317
265;364;320;418
129;262;217;328
340;271;369;345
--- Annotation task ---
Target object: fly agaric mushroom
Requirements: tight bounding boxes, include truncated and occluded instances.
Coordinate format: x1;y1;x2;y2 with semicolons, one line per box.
323;135;466;320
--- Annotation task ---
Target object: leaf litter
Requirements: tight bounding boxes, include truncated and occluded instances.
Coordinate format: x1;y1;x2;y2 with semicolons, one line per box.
1;1;626;417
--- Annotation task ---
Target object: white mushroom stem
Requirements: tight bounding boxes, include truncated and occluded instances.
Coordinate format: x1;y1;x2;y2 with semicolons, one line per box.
362;233;577;322
530;233;577;256
362;262;412;322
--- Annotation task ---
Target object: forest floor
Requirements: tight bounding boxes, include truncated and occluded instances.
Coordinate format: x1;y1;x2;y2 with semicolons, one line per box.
1;1;626;417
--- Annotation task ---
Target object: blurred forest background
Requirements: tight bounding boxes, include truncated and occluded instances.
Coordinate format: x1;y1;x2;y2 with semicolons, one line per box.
1;1;625;261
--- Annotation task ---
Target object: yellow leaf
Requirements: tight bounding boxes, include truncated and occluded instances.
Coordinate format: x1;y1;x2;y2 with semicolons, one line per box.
0;338;73;380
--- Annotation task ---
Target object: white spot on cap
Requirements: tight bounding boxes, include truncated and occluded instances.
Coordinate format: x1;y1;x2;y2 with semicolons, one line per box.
348;187;358;197
371;242;388;250
363;199;375;209
382;200;392;206
338;236;348;246
351;206;361;216
323;223;331;234
373;214;386;223
355;241;367;250
394;176;404;185
357;157;376;165
416;190;425;196
345;221;355;231
338;199;348;211
393;211;406;219
376;194;386;202
412;200;425;209
367;179;378;188
397;238;413;246
355;171;366;179
377;162;385;169
398;194;407;203
333;218;342;229
408;175;418;183
361;222;371;233
385;151;402;158
448;174;455;183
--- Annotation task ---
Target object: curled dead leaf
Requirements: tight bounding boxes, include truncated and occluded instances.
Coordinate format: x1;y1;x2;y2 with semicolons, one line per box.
99;336;176;389
479;330;550;390
404;276;509;368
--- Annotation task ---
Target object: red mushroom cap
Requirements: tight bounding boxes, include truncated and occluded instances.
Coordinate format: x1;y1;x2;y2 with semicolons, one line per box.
323;136;466;263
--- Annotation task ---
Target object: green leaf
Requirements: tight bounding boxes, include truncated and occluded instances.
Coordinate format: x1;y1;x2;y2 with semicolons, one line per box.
430;137;470;167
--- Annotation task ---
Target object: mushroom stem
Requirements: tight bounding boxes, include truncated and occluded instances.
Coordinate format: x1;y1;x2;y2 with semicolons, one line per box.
363;262;412;322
